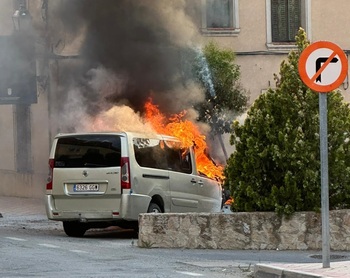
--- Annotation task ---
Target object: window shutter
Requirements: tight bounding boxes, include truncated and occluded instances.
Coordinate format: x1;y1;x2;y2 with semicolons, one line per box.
271;0;288;42
288;0;301;41
271;0;301;42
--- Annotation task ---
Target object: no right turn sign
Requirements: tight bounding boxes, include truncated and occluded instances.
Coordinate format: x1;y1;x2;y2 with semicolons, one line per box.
298;41;348;93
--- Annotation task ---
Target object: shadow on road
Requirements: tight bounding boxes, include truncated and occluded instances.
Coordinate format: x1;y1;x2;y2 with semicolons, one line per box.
84;226;138;239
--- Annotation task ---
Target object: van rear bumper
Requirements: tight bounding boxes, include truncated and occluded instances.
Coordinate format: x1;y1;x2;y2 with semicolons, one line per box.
45;193;151;221
45;195;117;221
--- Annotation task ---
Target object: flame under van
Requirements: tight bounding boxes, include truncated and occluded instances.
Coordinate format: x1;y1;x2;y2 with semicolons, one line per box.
45;131;222;237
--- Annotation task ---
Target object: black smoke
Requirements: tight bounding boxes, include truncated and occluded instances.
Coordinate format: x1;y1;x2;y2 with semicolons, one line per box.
50;0;200;116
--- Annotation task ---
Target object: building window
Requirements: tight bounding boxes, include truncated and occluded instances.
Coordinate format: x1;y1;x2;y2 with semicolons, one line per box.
201;0;240;36
266;0;311;50
207;0;232;28
271;0;300;42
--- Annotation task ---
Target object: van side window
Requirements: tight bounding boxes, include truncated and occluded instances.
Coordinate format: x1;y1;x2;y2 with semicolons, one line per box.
133;138;192;174
55;135;121;168
164;141;192;174
166;147;182;172
179;149;192;174
133;138;168;170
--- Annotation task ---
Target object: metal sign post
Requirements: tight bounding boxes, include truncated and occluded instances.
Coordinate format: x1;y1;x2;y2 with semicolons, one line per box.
299;41;348;268
319;92;330;268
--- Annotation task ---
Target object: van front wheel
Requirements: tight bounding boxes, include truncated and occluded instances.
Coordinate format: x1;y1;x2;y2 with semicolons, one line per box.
147;203;161;213
63;221;87;237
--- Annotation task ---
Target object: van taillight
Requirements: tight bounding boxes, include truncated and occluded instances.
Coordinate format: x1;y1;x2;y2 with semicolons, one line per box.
46;159;54;190
120;157;131;189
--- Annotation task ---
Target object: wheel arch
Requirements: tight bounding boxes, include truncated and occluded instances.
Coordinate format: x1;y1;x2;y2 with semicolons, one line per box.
150;194;164;213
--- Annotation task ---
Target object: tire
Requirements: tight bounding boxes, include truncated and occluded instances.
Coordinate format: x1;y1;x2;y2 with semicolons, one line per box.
147;203;162;213
63;221;87;237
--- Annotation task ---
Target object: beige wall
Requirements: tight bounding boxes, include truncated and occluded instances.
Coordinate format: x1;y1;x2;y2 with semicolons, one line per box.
0;0;50;198
0;106;15;171
0;1;16;172
312;1;350;47
206;0;350;104
0;0;14;35
1;0;350;198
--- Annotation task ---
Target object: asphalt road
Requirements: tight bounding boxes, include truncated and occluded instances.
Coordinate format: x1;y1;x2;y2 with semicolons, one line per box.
1;197;350;278
1;215;255;277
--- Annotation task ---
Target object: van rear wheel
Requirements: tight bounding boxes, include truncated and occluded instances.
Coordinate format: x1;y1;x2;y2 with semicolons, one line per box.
147;203;161;213
63;221;87;237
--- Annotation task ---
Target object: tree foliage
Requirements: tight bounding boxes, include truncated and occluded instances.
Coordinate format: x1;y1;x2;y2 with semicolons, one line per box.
193;41;248;135
224;28;350;215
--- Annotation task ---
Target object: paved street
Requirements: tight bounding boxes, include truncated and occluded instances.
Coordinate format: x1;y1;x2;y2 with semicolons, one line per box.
0;196;253;277
1;196;350;277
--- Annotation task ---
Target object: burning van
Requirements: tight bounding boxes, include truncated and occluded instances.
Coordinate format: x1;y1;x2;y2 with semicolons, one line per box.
45;131;223;237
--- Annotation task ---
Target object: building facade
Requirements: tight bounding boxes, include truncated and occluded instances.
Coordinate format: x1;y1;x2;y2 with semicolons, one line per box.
0;0;349;198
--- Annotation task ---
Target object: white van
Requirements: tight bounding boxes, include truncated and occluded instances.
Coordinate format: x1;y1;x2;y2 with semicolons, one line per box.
45;132;222;237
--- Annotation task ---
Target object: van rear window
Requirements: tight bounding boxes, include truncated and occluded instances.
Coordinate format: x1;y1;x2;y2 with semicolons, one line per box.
54;135;121;168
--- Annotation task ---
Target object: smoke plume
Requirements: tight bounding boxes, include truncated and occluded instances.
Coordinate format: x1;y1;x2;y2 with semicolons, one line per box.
47;0;205;133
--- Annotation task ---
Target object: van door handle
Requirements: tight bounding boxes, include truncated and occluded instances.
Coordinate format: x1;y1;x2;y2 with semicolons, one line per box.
191;178;197;184
198;180;204;187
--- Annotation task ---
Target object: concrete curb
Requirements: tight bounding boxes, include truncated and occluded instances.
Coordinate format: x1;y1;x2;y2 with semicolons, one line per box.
254;264;323;278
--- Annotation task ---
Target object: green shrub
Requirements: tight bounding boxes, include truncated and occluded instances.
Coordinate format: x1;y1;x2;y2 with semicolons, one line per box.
225;28;350;215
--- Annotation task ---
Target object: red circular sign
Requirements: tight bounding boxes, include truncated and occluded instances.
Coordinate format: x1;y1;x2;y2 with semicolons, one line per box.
298;41;348;93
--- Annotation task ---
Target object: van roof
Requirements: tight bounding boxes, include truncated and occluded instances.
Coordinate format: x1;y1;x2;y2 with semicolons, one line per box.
54;131;179;141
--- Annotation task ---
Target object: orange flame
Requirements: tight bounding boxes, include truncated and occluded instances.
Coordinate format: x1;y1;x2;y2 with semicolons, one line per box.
144;98;224;180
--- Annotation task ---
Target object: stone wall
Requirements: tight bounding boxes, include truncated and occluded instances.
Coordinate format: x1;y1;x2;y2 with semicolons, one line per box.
138;210;350;250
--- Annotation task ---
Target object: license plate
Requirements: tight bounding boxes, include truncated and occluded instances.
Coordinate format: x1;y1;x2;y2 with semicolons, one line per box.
73;184;99;192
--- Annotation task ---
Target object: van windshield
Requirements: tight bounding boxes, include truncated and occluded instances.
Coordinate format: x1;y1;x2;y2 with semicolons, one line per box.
54;135;121;168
